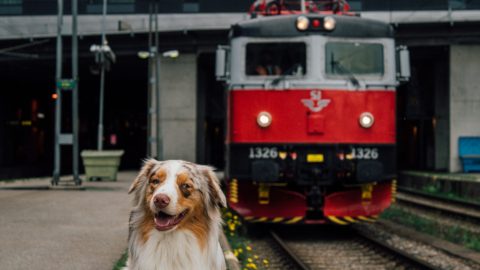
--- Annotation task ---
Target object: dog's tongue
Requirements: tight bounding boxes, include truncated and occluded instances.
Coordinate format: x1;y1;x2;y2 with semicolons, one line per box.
154;213;176;228
154;211;188;231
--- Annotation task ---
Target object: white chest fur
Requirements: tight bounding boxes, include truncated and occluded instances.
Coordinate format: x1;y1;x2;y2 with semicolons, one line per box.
128;229;224;270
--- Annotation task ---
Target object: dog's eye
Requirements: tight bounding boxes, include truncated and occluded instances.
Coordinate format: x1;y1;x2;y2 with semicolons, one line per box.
180;183;191;190
151;179;160;185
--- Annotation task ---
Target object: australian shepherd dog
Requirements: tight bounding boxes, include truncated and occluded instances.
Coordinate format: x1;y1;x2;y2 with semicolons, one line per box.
124;159;227;270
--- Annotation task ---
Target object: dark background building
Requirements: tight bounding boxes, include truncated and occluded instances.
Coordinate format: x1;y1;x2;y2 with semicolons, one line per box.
1;0;480;179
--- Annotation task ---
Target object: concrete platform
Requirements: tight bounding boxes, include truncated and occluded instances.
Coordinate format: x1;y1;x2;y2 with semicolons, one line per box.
399;171;480;201
401;170;480;183
0;171;136;270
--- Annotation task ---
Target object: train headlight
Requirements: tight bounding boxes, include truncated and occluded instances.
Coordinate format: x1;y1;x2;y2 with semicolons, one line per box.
296;16;310;31
257;111;272;128
359;112;374;128
323;16;336;31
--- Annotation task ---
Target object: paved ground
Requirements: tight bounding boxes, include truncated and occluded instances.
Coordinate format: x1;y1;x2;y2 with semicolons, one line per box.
0;171;136;270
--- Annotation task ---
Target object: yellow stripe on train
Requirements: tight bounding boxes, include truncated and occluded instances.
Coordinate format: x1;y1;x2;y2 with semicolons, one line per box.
391;179;397;203
252;217;268;223
243;216;302;224
285;217;303;224
357;216;378;222
343;216;358;223
326;215;379;224
272;217;285;223
243;215;379;224
326;216;349;225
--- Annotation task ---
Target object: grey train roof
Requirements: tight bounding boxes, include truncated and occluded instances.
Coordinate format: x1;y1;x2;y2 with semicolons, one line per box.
231;14;394;38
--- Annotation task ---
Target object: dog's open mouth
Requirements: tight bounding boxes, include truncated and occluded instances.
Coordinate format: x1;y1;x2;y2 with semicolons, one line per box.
154;210;188;231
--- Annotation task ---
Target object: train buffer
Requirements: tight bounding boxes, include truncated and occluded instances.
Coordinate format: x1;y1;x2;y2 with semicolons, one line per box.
459;137;480;173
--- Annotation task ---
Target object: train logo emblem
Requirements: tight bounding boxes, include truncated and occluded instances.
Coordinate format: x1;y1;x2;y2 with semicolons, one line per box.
301;90;331;112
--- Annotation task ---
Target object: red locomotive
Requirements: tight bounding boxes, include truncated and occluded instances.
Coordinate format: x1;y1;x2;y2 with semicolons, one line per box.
216;0;410;225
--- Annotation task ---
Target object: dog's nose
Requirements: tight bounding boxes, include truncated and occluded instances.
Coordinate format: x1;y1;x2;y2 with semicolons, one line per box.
154;194;170;208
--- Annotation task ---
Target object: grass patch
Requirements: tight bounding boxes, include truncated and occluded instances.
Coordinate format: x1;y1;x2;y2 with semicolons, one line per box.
112;250;128;270
381;205;480;252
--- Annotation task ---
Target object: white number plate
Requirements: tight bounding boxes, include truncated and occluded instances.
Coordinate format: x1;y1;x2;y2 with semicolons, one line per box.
248;147;278;159
352;147;379;160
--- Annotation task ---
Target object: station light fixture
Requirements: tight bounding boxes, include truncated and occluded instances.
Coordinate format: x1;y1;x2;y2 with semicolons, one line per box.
257;111;272;128
162;50;179;58
296;16;310;31
137;50;179;59
359;112;375;128
137;51;151;59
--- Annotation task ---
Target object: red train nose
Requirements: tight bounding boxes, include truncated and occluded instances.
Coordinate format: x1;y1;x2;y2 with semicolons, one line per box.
154;194;170;208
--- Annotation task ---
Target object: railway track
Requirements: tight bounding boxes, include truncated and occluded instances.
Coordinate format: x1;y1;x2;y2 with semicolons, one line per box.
265;227;437;270
396;187;480;222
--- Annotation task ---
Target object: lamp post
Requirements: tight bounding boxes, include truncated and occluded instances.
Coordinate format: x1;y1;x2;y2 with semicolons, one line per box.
139;0;178;160
138;49;179;159
90;0;115;151
98;0;107;151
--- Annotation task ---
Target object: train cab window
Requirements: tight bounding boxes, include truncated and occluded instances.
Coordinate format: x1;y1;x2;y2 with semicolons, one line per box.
325;42;384;76
246;42;306;76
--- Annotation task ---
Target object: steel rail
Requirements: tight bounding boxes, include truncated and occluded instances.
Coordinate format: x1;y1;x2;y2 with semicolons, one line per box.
353;228;438;270
269;230;310;270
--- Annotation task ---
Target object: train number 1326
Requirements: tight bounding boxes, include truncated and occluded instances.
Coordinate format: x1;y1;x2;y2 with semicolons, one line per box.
352;147;379;160
248;147;278;159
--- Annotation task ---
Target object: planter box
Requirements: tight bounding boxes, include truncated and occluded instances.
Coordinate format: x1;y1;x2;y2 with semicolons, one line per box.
81;150;124;181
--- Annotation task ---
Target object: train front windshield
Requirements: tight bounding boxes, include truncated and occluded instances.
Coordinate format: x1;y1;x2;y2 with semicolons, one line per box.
246;42;307;76
325;42;384;76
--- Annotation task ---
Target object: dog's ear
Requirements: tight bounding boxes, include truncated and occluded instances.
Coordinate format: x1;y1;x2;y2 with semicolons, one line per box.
129;159;157;194
199;165;227;208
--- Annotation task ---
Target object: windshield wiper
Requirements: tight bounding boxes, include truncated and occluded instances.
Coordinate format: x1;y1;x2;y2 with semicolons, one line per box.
331;60;360;89
271;63;302;86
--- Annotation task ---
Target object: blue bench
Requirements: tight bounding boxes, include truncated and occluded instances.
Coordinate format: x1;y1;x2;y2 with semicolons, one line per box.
459;137;480;173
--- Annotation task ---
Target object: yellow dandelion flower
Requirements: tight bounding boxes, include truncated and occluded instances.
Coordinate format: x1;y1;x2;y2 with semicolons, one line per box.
263;259;269;264
246;246;252;251
254;255;259;259
247;258;253;263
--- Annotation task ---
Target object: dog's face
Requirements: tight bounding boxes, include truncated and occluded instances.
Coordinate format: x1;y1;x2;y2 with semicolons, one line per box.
129;159;226;232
